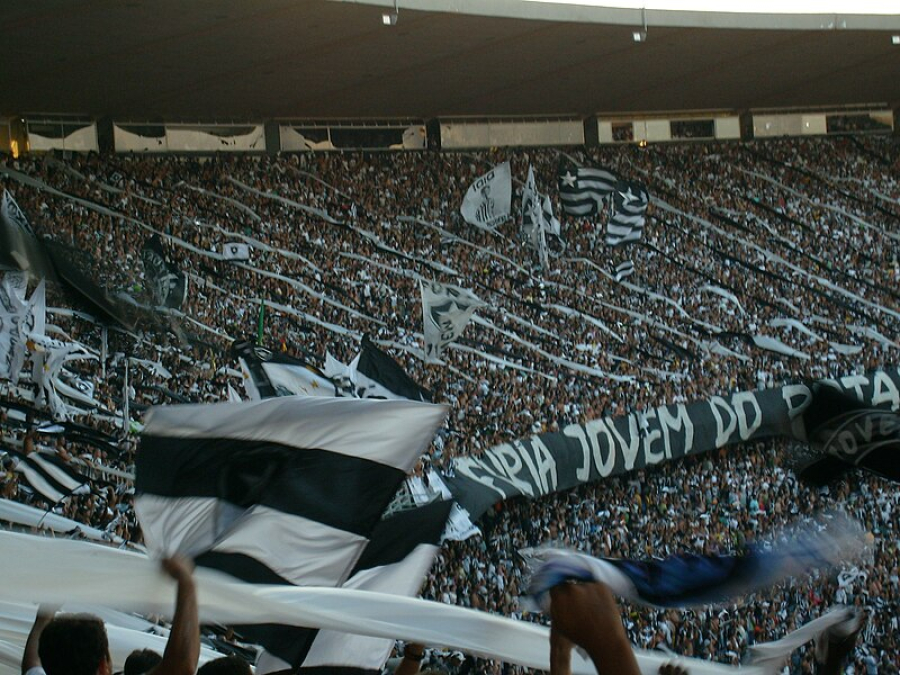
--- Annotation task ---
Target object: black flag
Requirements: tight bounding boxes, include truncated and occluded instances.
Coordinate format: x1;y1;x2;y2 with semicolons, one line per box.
141;234;188;309
799;386;900;485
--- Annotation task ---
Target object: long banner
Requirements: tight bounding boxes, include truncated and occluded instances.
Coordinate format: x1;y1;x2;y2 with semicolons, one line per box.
444;367;900;518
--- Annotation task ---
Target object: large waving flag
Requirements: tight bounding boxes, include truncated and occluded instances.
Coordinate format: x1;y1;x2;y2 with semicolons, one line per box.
135;396;448;672
557;162;617;217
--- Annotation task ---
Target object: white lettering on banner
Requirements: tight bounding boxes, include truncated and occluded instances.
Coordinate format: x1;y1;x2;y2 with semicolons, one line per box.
641;409;665;465
564;424;592;482
514;440;545;494
732;392;763;440
659;404;695;456
453;459;511;501
531;438;559;494
871;370;900;411
840;375;870;402
782;384;813;440
487;444;536;497
710;396;738;447
609;416;641;471
584;420;617;478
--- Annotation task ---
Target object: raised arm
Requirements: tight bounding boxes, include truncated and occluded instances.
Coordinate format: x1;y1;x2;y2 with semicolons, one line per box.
147;557;199;675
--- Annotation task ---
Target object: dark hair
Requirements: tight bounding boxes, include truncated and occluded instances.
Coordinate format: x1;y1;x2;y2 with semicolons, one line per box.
196;656;253;675
38;614;110;675
123;648;162;675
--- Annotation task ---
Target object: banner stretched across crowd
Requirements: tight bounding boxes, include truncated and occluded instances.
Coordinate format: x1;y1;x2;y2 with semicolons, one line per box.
443;366;900;519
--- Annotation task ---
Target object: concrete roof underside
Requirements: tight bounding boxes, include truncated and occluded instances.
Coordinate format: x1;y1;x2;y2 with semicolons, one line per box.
3;0;899;120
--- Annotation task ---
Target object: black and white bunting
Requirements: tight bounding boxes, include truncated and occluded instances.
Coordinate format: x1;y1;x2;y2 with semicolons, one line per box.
7;449;91;504
136;396;448;672
557;163;618;217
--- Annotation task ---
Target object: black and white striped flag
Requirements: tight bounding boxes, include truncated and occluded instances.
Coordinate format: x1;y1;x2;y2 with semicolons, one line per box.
135;396;448;672
606;180;650;246
614;260;635;282
232;340;337;399
289;500;453;674
557;163;618;217
7;449;91;504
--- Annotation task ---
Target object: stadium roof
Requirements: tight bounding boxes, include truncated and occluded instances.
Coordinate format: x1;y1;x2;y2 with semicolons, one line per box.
3;0;899;120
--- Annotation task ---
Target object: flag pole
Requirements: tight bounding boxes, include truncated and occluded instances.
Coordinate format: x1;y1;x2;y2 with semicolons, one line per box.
257;300;266;344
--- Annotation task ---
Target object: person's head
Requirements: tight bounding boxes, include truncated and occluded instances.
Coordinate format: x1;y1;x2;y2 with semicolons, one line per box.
38;614;111;675
123;648;162;675
197;655;253;675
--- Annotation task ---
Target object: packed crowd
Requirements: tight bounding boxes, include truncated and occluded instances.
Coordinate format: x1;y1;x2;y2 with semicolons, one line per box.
0;132;898;673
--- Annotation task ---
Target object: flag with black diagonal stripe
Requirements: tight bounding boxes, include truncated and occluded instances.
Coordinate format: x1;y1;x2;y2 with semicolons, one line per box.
290;500;454;674
7;449;91;504
606;180;650;246
135;396;448;673
557;161;618;217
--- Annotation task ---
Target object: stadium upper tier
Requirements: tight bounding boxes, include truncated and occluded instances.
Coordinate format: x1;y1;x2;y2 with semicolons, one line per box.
2;0;899;119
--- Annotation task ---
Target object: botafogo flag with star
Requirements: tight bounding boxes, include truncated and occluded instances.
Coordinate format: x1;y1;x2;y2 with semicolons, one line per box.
557;162;617;217
606;180;650;246
421;281;486;363
232;339;337;399
460;162;512;229
135;395;449;672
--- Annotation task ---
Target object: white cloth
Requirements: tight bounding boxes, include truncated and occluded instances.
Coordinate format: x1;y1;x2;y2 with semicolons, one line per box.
0;531;756;675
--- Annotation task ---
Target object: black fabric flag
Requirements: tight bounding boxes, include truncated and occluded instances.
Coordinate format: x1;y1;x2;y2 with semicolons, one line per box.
799;386;900;485
43;240;138;330
141;234;188;310
557;162;618;217
0;190;56;281
355;335;432;402
606;180;650;246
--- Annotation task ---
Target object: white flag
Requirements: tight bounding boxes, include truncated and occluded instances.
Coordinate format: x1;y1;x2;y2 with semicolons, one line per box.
541;194;561;237
522;166;549;269
421;281;485;363
222;242;251;261
460;162;512;229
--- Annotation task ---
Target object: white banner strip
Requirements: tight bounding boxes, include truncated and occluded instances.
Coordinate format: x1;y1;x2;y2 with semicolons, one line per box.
0;532;759;675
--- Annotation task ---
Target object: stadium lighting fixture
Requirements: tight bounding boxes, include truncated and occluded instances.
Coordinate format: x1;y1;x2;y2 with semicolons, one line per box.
382;0;399;25
893;35;900;44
